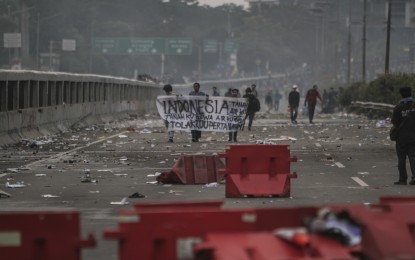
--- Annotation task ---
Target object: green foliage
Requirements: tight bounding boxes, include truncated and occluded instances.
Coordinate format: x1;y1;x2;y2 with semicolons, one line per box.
339;73;415;106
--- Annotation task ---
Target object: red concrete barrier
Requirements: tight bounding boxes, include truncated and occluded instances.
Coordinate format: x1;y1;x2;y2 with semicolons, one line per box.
104;197;415;260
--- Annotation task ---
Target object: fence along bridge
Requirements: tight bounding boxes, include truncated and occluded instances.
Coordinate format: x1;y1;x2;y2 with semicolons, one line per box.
0;70;284;144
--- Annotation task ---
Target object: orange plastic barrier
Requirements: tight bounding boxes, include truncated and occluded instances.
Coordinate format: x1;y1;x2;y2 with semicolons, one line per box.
0;210;96;260
157;155;225;184
219;144;297;197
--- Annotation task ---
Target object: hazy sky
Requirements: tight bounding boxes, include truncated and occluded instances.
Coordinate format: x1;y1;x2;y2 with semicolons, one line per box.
197;0;249;8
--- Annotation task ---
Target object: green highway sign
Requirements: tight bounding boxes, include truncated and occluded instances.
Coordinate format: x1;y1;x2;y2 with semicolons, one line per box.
93;38;118;54
224;40;238;54
93;37;193;55
126;38;165;54
203;40;217;53
165;38;192;55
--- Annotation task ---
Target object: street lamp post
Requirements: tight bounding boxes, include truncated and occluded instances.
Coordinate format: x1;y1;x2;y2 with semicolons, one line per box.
385;0;391;75
362;0;367;82
347;0;352;84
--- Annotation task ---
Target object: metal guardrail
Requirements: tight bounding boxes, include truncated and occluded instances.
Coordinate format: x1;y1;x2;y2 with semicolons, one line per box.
351;101;394;110
0;70;286;144
350;101;394;117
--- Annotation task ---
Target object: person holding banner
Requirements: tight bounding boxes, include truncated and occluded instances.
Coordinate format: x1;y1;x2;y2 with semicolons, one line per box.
228;89;239;142
163;84;176;142
189;82;206;142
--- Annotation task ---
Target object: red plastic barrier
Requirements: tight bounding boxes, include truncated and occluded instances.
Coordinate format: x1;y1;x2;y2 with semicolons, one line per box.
194;232;354;260
219;144;297;197
0;210;96;260
104;201;258;260
105;197;415;260
104;200;360;260
157;155;225;184
331;199;415;260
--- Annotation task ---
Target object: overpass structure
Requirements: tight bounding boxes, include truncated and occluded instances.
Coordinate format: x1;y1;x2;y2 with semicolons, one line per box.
0;70;284;145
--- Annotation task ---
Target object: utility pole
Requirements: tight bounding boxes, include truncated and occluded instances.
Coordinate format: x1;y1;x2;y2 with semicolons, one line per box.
385;0;391;75
362;0;367;82
20;1;30;68
36;12;40;69
347;0;352;84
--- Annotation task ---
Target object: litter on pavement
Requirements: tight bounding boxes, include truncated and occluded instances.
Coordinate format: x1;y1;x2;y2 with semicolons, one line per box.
5;181;26;188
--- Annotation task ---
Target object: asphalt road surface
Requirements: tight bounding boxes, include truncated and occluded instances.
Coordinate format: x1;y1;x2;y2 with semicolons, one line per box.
0;111;413;259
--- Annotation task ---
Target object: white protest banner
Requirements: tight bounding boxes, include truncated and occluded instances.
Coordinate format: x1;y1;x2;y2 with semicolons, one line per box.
156;95;248;132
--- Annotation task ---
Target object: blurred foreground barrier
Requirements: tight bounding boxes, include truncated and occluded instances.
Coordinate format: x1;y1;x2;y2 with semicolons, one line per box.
157;155;225;184
103;201;318;260
331;196;415;260
0;210;96;260
219;144;298;198
105;196;415;260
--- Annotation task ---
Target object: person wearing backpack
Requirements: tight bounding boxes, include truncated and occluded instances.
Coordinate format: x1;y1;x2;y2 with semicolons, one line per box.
391;86;415;185
243;87;259;131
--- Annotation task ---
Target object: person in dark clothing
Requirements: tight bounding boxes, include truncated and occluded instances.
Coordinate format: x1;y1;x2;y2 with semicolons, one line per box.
288;85;300;124
163;84;175;142
304;84;322;124
224;88;232;97
273;90;282;112
228;89;239;142
243;87;256;131
212;86;220;96
265;90;273;113
189;82;206;142
391;86;415;185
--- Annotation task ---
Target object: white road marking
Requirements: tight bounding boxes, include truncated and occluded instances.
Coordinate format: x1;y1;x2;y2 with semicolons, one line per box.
334;162;345;168
315;143;321;147
352;177;369;187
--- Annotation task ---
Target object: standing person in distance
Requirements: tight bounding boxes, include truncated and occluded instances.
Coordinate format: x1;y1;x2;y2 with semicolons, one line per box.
224;88;232;97
391;86;415;185
228;88;239;142
289;85;300;124
243;87;259;131
189;82;206;142
273;89;282;112
304;84;322;124
265;90;273;113
163;84;176;142
212;86;220;96
251;84;258;97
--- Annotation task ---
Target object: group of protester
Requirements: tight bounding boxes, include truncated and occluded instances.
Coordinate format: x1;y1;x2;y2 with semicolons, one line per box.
162;82;260;143
163;81;415;186
162;82;330;143
288;84;323;124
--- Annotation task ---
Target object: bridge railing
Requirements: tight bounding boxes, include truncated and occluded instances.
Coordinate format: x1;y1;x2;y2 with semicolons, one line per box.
0;70;285;144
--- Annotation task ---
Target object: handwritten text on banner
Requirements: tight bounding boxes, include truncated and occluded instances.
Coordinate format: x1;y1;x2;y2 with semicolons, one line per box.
156;95;248;132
